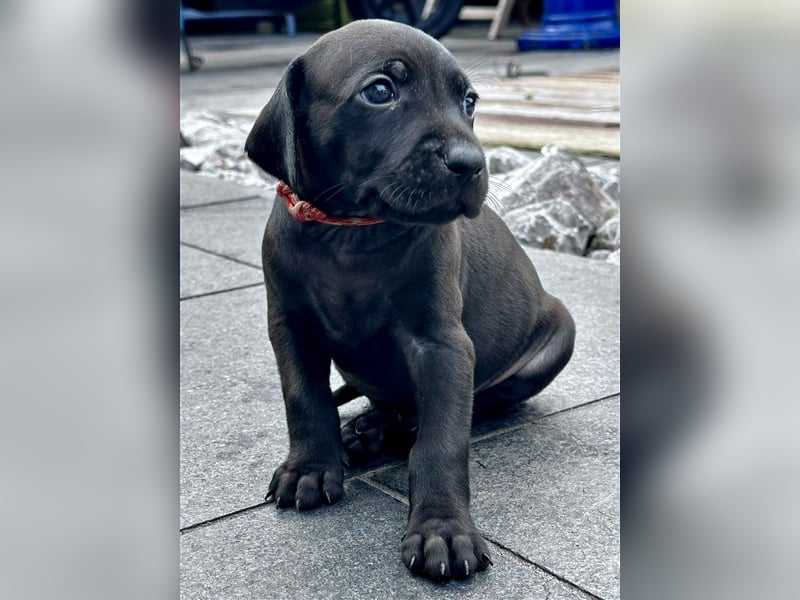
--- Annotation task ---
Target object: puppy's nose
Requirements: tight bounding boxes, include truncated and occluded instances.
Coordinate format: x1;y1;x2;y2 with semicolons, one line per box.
445;145;484;178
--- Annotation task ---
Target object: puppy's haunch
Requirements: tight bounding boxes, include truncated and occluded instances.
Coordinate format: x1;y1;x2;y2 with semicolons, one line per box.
246;19;575;581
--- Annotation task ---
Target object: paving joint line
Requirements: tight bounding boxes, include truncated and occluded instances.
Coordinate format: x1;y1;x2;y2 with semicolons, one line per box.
181;194;263;210
181;282;264;301
485;538;604;600
181;501;268;534
345;457;407;480
180;241;262;270
356;476;410;506
471;392;620;444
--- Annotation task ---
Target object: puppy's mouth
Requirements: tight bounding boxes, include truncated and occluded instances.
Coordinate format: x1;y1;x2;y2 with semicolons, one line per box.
367;177;487;225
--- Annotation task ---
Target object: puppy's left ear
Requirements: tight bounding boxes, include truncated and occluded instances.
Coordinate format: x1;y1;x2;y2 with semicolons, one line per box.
245;57;305;186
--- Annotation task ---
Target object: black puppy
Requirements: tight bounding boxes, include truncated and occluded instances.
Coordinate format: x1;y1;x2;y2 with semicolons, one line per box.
245;20;575;580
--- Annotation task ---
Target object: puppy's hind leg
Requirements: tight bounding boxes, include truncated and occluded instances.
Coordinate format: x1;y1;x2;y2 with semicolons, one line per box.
475;300;575;415
341;404;418;468
333;383;362;406
336;384;416;466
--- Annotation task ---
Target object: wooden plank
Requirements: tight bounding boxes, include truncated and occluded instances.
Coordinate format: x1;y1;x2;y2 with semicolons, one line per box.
477;101;619;127
477;85;618;104
479;76;619;91
475;119;620;157
479;92;619;110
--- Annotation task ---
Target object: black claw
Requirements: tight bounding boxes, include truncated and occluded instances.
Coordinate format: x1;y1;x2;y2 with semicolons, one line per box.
482;552;494;566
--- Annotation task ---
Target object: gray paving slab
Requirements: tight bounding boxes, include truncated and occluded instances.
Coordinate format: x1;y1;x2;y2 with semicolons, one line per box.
474;396;620;600
525;247;619;405
180;479;595;600
368;396;620;600
180;193;272;268
525;247;619;310
180;243;262;299
181;170;265;207
180;285;282;528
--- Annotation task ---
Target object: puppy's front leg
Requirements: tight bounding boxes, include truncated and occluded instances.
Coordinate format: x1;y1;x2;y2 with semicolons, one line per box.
265;303;344;511
399;324;492;580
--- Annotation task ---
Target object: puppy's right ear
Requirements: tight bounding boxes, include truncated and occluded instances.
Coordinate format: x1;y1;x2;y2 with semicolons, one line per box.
245;58;305;186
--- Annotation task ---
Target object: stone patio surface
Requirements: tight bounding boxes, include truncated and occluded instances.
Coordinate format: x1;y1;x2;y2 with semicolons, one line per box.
181;25;619;600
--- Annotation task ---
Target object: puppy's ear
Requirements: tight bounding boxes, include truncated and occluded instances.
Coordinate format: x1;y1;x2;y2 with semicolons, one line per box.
245;58;305;186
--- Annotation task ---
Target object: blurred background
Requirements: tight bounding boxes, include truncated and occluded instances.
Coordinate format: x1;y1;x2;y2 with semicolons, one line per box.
179;0;544;37
1;1;799;598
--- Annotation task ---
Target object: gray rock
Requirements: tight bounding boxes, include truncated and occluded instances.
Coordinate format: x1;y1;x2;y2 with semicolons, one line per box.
180;111;276;188
588;249;611;261
589;214;621;252
179;145;217;171
606;248;620;265
532;145;618;229
505;198;592;255
180;110;252;147
485;146;534;175
493;146;619;255
587;162;621;204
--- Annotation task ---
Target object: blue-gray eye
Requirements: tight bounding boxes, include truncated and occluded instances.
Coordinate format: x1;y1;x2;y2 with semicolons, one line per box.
361;81;395;105
463;95;477;118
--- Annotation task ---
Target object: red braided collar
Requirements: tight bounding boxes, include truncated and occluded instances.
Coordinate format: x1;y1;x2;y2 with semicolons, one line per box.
276;181;385;226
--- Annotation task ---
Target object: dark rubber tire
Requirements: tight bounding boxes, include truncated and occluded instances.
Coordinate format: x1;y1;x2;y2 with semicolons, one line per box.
345;0;464;39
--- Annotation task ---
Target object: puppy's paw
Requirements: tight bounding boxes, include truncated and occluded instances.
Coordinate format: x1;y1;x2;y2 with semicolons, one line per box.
341;409;416;467
401;517;492;580
265;460;343;511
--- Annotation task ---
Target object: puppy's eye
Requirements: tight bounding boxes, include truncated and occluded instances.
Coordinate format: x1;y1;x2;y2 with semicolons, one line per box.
361;81;395;105
463;94;478;118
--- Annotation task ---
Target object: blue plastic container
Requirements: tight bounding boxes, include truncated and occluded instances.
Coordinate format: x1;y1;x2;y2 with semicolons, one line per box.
517;0;620;51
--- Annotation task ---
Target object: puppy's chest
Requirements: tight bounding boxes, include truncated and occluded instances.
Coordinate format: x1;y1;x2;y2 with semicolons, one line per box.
303;273;395;346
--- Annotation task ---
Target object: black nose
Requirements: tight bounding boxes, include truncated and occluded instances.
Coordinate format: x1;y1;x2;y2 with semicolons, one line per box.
445;144;484;178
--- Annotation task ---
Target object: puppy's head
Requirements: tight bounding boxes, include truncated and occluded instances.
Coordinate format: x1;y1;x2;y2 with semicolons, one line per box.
245;20;488;224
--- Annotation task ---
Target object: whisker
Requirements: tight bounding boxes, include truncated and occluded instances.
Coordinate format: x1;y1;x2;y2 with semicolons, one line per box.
484;190;507;218
415;188;426;210
488;176;514;193
379;181;402;202
389;183;407;206
411;189;422;214
462;55;492;77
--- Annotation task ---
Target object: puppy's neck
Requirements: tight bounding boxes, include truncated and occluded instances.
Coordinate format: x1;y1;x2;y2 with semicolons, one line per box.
277;181;385;227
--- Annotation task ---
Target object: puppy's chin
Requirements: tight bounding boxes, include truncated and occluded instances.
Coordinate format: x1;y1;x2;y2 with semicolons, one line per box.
461;197;484;219
381;196;484;225
357;178;488;225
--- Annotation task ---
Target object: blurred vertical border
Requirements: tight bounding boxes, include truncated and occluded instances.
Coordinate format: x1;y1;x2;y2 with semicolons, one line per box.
0;1;177;598
622;1;800;598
